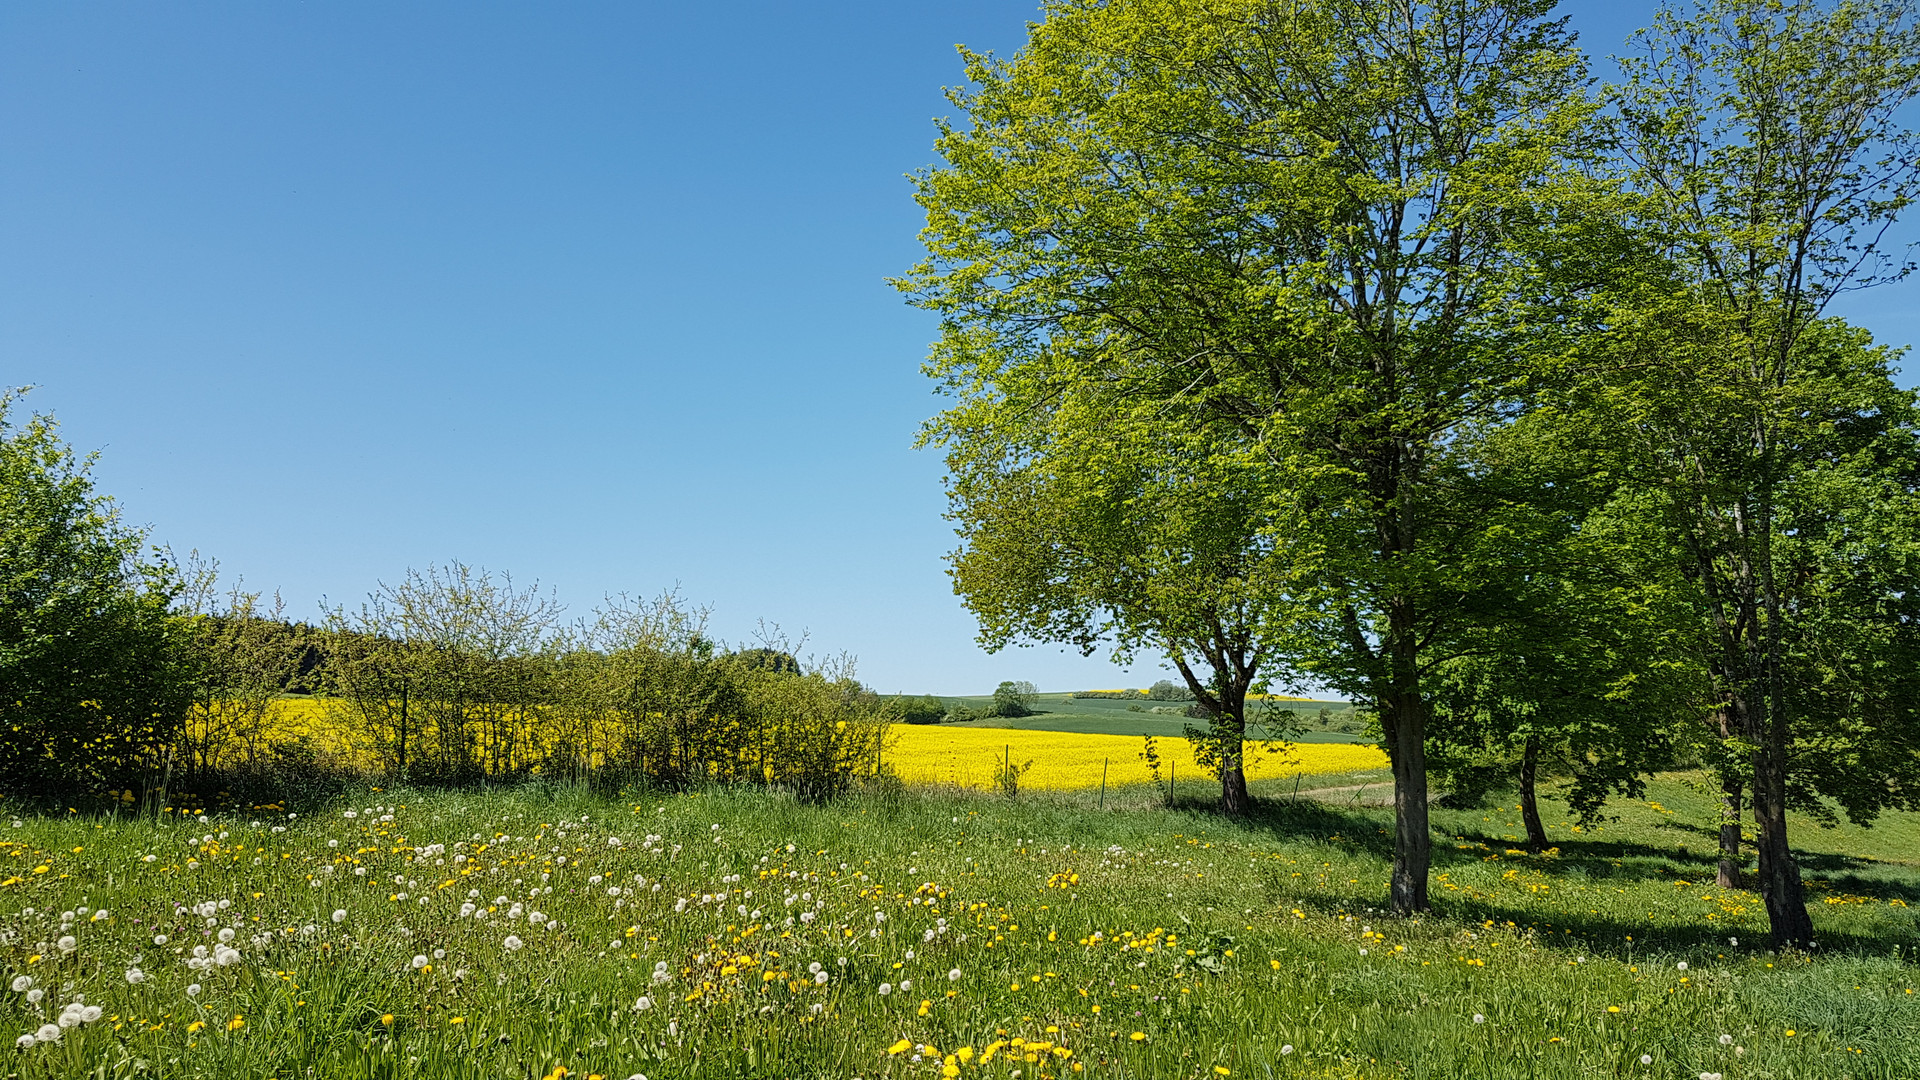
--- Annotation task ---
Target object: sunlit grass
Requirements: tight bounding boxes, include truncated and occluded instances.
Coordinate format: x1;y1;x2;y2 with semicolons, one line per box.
1;774;1914;1079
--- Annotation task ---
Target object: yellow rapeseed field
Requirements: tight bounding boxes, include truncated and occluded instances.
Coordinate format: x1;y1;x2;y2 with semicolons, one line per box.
256;697;1387;789
884;725;1385;790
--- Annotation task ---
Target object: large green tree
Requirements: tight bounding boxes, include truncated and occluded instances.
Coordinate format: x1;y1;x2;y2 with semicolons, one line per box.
0;392;191;798
1595;0;1920;948
904;0;1592;905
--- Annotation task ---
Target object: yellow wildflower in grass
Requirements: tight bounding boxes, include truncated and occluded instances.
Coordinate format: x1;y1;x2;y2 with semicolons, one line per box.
227;1015;245;1031
884;727;1386;790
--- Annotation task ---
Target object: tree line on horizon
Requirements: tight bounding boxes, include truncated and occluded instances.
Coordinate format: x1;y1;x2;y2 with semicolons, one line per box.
901;0;1920;949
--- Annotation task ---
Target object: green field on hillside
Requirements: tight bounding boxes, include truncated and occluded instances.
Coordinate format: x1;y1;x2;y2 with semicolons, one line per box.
1;771;1913;1079
929;692;1371;743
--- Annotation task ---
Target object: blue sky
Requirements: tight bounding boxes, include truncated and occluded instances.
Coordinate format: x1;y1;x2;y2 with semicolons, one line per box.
5;2;1915;695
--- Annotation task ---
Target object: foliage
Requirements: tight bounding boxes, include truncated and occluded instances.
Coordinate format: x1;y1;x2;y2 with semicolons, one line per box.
904;0;1597;889
986;681;1037;719
173;553;315;783
0;393;191;800
991;747;1034;797
1145;680;1191;702
1585;0;1920;948
890;694;950;725
314;578;892;800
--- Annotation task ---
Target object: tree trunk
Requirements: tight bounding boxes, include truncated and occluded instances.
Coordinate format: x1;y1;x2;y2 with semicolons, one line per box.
1217;688;1251;818
1717;773;1743;889
1169;656;1255;818
1753;737;1815;949
1519;734;1548;853
1384;684;1432;915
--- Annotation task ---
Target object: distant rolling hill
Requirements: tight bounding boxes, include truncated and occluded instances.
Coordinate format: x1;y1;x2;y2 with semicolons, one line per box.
915;689;1371;743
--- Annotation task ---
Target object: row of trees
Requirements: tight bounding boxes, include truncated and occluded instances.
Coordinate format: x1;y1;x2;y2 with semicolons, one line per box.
0;395;892;803
318;570;887;797
905;0;1920;949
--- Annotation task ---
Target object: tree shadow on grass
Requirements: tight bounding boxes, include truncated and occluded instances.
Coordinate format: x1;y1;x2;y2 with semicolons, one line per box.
1167;795;1920;958
1420;891;1920;961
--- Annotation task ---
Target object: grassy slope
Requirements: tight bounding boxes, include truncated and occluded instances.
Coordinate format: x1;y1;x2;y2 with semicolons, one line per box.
0;773;1913;1079
935;694;1371;744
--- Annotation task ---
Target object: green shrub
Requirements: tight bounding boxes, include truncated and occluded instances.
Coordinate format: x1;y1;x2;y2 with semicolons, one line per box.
0;395;191;801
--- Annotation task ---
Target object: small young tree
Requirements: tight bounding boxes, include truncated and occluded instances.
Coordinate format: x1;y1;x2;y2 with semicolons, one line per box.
175;561;311;780
322;563;562;780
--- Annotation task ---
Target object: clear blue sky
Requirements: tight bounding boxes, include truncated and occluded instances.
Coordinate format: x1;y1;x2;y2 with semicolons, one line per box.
5;2;1914;695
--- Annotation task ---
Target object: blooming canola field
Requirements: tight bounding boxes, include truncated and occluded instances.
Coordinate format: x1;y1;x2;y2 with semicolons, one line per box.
882;728;1385;790
248;699;1387;789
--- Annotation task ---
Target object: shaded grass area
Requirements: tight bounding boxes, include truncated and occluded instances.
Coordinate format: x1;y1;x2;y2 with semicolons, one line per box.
937;693;1369;742
0;771;1912;1079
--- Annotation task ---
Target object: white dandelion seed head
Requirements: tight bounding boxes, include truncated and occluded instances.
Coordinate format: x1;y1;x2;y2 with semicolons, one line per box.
1718;1034;1733;1045
411;955;428;969
24;990;42;1004
186;984;202;998
948;968;961;981
332;910;347;924
877;982;892;996
1641;1054;1654;1065
1472;1014;1484;1024
1281;1045;1293;1055
8;977;29;993
503;935;524;952
14;1034;33;1050
33;1023;60;1043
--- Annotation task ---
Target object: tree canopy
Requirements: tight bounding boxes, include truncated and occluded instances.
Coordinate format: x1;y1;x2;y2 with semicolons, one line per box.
906;0;1920;944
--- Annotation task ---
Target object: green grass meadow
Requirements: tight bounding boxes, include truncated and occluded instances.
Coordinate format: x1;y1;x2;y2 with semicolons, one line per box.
936;694;1371;744
0;772;1915;1080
